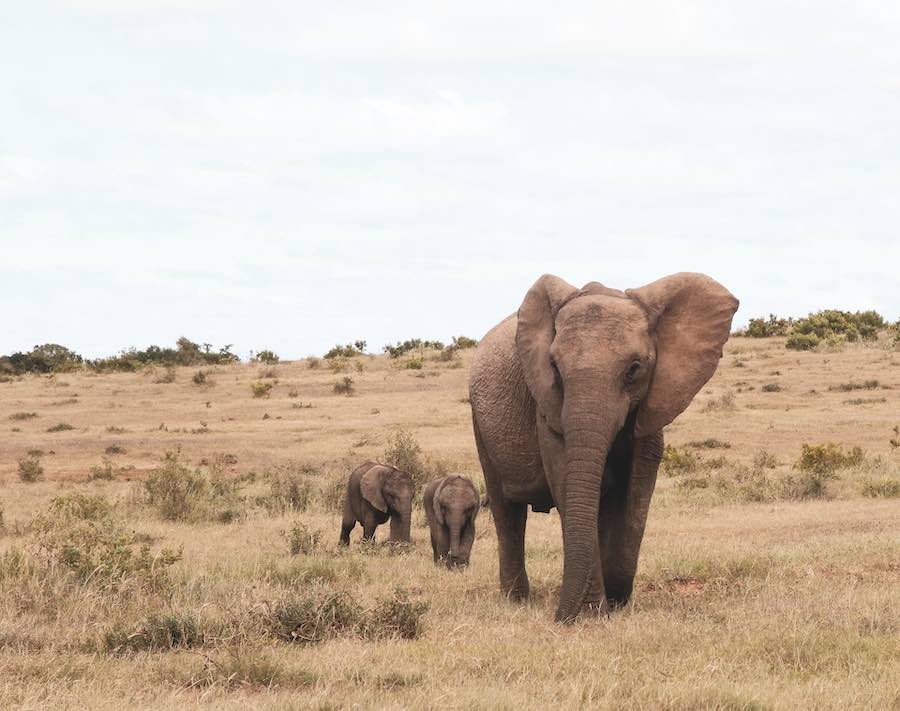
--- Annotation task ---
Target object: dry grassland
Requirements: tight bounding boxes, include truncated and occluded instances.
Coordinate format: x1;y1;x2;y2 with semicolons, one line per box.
0;336;898;710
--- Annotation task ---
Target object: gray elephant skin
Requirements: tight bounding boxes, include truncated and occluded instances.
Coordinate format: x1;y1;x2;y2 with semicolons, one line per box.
468;272;738;623
339;461;414;545
424;475;480;568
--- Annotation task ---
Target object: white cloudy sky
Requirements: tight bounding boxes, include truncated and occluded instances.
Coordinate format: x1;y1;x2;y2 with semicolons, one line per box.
2;1;898;359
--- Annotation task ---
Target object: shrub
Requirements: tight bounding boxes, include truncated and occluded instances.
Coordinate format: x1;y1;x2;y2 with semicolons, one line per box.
828;380;881;392
701;391;736;413
403;357;424;370
333;377;355;395
753;450;778;469
383;339;444;359
255;350;280;364
105;444;126;455
795;443;864;474
362;588;430;640
793;309;884;343
265;587;362;644
383;429;427;487
8;412;38;421
306;357;321;369
251;382;273;398
142;450;245;523
88;338;239;373
261;468;315;513
17;456;44;482
761;383;782;392
192;370;209;386
740;314;794;338
0;343;84;375
46;422;75;432
785;333;819;351
154;367;177;384
103;611;205;653
288;522;321;556
263;586;427;645
324;342;365;359
861;478;900;498
31;493;181;592
686;438;731;449
451;335;478;349
661;445;700;476
778;470;836;500
438;345;459;362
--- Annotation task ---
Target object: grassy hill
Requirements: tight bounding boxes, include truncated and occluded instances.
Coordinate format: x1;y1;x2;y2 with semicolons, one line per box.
1;336;898;709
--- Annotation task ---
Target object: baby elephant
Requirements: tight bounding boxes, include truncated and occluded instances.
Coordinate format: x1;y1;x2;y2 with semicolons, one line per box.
424;475;480;568
339;461;414;546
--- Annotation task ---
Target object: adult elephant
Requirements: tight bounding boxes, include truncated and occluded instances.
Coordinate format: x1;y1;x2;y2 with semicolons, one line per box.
468;273;738;623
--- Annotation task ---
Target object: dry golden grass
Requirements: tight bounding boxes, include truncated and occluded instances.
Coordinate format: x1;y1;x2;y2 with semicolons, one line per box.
1;338;898;710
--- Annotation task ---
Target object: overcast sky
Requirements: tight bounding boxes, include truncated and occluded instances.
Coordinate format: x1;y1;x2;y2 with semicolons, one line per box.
2;1;898;359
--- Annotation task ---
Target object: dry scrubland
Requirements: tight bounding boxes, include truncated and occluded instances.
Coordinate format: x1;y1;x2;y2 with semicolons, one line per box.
1;337;899;710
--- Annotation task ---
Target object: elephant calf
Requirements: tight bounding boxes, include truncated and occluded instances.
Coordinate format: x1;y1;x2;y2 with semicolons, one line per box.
424;475;480;568
339;461;414;546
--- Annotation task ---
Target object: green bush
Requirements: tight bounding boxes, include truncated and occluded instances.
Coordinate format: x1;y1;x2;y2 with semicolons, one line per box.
251;382;273;398
255;350;280;364
828;380;881;392
46;422;75;432
740;314;794;338
31;493;181;592
661;445;701;476
861;478;900;498
17;456;44;482
785;333;819;351
323;342;366;359
191;370;209;386
0;343;84;375
686;438;731;449
142;450;245;523
8;412;38;421
451;335;478;349
288;522;321;556
403;357;425;370
89;337;239;373
795;443;864;474
333;377;355;395
261;468;315;513
263;586;428;645
103;611;205;653
382;339;445;359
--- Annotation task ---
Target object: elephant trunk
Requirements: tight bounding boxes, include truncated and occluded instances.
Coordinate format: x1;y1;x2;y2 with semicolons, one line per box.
390;503;413;543
555;400;615;624
449;524;463;563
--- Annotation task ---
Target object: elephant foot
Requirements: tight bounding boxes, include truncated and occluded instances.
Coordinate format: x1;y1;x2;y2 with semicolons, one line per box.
582;599;611;618
501;581;530;603
604;581;633;610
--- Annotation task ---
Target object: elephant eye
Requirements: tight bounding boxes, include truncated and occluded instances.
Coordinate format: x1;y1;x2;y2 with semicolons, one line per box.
625;360;641;382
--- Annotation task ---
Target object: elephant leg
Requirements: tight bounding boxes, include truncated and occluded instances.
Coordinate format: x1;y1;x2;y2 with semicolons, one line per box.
601;431;662;608
388;514;402;542
432;525;450;566
339;519;355;546
362;516;378;542
339;498;356;546
475;421;530;600
456;521;476;568
491;496;529;599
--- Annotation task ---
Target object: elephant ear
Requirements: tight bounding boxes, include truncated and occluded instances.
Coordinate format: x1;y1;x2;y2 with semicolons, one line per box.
626;273;739;438
516;274;578;433
360;465;388;513
431;478;447;526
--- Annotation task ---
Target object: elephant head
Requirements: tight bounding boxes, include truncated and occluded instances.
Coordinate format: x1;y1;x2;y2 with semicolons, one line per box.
432;475;480;566
360;464;414;542
516;272;738;622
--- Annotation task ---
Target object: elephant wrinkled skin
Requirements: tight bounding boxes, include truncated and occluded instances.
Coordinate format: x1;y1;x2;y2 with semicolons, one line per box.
468;272;738;623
